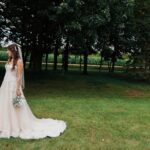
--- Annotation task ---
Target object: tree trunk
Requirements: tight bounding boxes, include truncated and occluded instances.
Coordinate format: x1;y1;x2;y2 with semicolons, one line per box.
23;48;29;70
99;55;103;72
79;53;82;72
63;36;69;72
30;46;43;71
111;60;115;72
83;41;90;74
111;43;118;72
53;39;59;71
45;52;48;70
83;50;88;74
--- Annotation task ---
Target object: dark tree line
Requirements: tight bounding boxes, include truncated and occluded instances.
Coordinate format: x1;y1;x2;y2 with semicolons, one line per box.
0;0;149;76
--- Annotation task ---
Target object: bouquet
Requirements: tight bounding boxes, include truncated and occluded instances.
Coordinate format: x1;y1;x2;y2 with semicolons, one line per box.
13;95;25;107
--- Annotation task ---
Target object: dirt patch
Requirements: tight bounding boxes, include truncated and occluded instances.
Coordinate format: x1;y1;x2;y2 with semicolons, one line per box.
124;89;150;97
103;84;116;91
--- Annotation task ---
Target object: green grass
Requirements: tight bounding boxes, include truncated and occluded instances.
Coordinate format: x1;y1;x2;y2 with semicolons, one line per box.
0;67;150;150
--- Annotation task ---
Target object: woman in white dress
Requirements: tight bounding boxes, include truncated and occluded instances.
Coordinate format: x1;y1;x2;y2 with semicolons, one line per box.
0;43;67;139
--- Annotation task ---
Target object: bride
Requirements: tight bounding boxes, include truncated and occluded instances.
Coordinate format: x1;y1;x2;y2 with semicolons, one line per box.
0;42;67;139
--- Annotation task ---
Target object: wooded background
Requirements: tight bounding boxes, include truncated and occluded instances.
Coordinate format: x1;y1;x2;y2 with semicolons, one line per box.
0;0;149;78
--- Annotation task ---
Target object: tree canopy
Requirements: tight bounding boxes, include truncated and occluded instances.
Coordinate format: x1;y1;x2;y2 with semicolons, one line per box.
0;0;149;76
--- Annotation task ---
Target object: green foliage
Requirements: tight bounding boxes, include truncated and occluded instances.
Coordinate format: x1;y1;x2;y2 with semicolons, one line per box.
0;0;149;77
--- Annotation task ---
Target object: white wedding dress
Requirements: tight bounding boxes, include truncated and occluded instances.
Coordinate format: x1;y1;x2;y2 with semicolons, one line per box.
0;63;67;139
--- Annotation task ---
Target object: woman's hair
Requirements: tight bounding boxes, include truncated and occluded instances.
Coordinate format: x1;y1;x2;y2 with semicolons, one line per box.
7;44;20;70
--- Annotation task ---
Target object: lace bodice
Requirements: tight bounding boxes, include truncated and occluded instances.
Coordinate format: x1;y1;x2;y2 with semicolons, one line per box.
3;64;17;82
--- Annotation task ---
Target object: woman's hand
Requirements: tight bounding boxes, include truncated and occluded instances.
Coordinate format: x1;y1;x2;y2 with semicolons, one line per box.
16;89;21;96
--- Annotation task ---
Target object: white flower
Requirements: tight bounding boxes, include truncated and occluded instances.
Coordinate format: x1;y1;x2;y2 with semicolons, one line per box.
13;95;25;107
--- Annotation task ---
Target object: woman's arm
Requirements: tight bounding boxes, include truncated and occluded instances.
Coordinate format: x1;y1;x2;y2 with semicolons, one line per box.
16;59;23;96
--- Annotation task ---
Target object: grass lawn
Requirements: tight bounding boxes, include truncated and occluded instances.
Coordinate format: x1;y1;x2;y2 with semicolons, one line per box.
0;67;150;150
